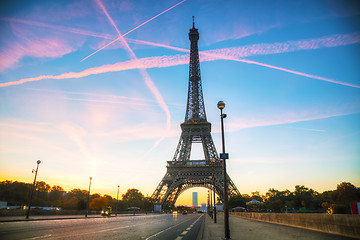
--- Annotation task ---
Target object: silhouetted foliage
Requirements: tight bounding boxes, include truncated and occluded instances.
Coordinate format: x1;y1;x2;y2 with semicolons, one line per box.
337;182;360;203
0;181;31;205
0;180;358;214
229;194;246;208
250;191;263;202
89;197;109;210
77;199;87;210
122;189;144;208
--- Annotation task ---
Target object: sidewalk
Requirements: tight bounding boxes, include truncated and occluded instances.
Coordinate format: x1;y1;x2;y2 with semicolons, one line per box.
205;213;237;240
203;213;360;240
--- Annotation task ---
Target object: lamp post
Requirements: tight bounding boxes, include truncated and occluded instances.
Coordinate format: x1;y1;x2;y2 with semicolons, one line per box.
85;177;92;217
217;101;230;239
116;185;119;216
207;190;210;216
211;159;217;223
26;160;41;219
146;194;149;215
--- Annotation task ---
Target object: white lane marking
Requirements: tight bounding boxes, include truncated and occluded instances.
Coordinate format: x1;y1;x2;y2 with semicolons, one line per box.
23;234;52;240
144;216;198;240
176;215;203;239
47;222;147;239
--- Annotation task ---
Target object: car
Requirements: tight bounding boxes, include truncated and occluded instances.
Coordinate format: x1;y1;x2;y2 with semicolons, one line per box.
101;206;112;216
182;210;187;215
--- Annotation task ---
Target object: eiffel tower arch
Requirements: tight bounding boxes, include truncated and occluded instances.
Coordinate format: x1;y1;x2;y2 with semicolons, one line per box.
151;18;240;209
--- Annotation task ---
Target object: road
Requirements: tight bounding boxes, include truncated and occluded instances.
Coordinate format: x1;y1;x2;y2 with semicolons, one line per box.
0;213;204;240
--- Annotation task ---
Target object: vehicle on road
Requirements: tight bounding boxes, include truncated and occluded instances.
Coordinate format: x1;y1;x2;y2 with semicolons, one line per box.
182;210;187;215
101;206;112;216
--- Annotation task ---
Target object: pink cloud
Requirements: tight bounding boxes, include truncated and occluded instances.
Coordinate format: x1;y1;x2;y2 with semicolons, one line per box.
0;17;114;40
0;37;74;72
0;21;78;72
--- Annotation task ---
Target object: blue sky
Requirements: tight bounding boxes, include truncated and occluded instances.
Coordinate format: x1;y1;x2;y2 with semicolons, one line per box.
0;0;359;206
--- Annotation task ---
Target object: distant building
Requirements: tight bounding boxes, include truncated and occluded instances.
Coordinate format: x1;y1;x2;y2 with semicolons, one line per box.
192;192;198;207
0;201;7;209
216;203;223;212
200;203;207;212
246;199;263;212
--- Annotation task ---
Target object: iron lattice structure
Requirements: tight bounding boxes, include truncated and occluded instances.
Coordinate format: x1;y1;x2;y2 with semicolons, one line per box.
151;19;240;209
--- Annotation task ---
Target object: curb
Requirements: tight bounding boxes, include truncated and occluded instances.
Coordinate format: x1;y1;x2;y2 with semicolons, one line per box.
0;216;102;222
0;214;149;223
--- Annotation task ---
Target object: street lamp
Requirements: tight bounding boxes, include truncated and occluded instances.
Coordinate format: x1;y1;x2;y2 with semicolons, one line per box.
211;159;217;223
217;101;230;239
116;185;119;216
207;190;210;216
85;177;92;218
145;194;148;215
26;160;41;219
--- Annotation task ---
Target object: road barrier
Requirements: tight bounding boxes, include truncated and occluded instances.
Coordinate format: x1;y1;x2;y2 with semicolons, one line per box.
231;212;360;239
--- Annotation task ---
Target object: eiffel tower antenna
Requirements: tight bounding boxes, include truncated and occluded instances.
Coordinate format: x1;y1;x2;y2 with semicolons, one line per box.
151;18;240;211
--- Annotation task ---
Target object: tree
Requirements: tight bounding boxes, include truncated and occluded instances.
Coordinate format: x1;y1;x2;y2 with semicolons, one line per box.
251;191;263;202
144;196;154;213
0;181;31;205
90;193;101;200
294;185;317;209
49;185;65;202
122;189;144;208
64;189;88;210
241;194;252;203
264;188;292;212
66;189;88;201
63;197;78;210
103;194;113;201
90;197;109;210
229;194;246;208
337;182;360;203
77;199;87;210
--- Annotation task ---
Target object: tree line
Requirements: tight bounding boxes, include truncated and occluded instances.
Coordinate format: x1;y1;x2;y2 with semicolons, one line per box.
0;180;153;212
1;180;359;213
229;182;360;214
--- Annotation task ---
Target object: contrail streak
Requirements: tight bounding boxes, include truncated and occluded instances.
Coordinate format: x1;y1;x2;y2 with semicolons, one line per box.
2;49;359;88
127;34;360;89
80;0;187;62
204;53;360;89
126;38;189;53
4;15;358;88
95;0;171;132
2;33;360;88
0;54;188;87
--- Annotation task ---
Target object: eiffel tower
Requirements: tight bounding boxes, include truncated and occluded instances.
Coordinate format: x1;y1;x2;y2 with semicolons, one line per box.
151;18;240;210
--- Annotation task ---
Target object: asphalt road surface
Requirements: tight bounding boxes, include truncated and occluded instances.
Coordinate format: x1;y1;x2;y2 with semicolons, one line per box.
0;213;204;240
